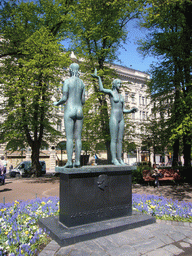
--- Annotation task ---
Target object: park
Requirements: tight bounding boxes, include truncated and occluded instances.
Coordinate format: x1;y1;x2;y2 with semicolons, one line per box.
0;0;192;255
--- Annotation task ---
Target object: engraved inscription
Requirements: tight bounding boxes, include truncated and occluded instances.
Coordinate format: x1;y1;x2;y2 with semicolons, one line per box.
70;204;130;219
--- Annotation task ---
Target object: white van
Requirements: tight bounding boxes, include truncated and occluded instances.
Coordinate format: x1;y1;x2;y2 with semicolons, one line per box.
10;161;46;177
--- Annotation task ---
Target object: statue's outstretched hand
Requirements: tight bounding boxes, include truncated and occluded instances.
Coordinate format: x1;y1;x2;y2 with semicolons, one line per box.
131;107;138;113
53;102;58;106
91;68;99;79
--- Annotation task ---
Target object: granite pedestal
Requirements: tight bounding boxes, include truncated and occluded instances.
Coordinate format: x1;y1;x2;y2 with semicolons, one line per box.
59;165;133;227
39;165;156;247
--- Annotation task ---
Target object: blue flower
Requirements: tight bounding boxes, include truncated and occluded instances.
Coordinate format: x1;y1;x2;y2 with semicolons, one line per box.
132;193;192;222
0;196;59;255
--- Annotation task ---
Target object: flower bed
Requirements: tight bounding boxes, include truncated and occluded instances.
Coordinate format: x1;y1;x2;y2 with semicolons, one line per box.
0;197;59;255
133;193;192;222
0;194;192;255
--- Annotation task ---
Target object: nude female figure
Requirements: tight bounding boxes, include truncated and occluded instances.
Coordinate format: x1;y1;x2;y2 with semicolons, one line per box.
54;63;85;168
92;69;137;166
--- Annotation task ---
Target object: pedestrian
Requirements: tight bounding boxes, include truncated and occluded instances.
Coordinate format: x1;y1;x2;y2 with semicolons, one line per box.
0;157;5;185
95;153;98;165
151;163;162;188
1;156;7;174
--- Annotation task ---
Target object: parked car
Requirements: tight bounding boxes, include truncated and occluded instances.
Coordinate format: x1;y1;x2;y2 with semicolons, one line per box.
10;161;46;177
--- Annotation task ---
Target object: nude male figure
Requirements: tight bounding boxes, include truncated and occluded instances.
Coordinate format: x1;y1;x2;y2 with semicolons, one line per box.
54;63;85;168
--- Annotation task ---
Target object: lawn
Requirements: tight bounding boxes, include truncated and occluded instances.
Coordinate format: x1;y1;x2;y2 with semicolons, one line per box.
0;194;192;255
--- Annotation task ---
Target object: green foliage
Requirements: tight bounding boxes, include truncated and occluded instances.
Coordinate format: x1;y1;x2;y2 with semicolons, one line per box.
69;0;146;160
138;0;192;167
71;0;145;64
0;0;71;175
1;27;69;144
132;165;152;184
123;141;137;153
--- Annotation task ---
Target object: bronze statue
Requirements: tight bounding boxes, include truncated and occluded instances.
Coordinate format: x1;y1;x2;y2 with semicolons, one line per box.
92;69;137;165
54;63;85;168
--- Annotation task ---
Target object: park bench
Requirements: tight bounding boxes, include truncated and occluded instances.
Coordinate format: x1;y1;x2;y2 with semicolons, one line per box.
143;168;181;183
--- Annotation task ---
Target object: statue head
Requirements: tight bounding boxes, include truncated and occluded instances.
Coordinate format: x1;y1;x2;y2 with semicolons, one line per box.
69;63;79;77
112;79;121;90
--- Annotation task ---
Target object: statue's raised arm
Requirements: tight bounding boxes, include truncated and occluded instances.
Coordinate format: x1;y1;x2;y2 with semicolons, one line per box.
91;69;112;95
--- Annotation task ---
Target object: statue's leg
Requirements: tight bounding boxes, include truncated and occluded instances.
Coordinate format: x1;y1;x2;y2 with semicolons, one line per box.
74;118;83;167
117;119;126;165
64;116;74;168
110;117;120;165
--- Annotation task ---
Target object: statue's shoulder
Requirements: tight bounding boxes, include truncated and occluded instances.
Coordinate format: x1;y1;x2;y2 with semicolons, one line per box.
76;78;85;88
64;78;71;83
63;78;70;86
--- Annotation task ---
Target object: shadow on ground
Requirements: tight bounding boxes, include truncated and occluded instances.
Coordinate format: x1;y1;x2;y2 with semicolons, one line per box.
132;183;192;202
0;188;12;193
24;176;60;184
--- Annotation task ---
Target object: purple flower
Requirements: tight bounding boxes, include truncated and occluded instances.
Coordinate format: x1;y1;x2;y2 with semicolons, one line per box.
0;196;59;255
132;193;192;221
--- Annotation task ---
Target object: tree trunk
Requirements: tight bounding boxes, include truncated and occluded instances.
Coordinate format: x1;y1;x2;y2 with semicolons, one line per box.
153;147;156;163
106;140;111;164
172;139;179;166
183;135;191;167
31;144;42;177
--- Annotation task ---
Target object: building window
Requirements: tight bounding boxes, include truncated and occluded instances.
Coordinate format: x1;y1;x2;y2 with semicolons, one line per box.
142;96;145;105
139;95;141;105
57;120;62;131
125;93;128;102
132;94;135;103
143;111;146;120
132;126;135;133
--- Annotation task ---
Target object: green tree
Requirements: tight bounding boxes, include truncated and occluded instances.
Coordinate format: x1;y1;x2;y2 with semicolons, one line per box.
0;0;72;175
70;0;145;162
139;0;192;167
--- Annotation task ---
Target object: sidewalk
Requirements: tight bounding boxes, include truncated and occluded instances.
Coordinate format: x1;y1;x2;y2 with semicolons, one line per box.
39;220;192;256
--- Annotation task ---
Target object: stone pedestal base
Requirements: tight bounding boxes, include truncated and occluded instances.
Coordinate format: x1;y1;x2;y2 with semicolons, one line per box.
58;165;133;227
39;165;156;247
39;211;156;247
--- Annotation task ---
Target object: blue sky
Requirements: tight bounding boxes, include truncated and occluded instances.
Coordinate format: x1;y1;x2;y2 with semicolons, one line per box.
113;19;156;74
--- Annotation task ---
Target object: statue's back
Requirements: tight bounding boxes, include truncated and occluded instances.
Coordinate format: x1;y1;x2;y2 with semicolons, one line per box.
67;77;84;106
